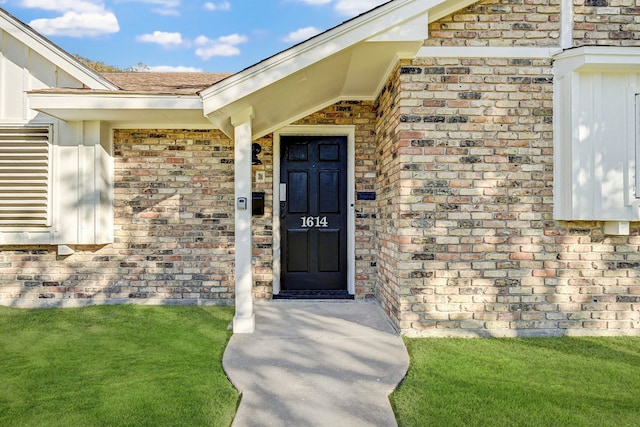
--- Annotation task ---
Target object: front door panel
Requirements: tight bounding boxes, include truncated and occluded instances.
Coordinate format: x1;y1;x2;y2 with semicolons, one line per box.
280;136;347;291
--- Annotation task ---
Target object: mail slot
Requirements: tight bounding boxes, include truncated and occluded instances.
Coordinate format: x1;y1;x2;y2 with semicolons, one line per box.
252;192;265;216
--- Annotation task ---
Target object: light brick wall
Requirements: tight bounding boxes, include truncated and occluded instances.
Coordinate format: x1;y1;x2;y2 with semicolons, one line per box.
574;0;640;47
0;130;239;306
376;57;640;337
425;0;560;47
375;65;404;326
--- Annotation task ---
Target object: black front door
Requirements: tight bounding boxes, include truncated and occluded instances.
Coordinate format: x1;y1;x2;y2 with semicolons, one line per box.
280;135;348;292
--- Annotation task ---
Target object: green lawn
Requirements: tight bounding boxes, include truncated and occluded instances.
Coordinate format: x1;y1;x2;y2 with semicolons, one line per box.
0;305;239;427
4;306;640;427
392;337;640;427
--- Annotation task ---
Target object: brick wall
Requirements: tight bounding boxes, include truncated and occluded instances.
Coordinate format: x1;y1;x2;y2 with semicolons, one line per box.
0;130;239;306
425;0;560;47
374;64;404;325
574;0;640;47
378;57;640;337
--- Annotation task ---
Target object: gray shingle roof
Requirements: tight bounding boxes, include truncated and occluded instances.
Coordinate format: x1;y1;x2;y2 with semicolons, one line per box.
100;72;232;95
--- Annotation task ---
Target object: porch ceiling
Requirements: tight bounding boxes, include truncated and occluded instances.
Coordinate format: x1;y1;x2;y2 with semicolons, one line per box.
205;40;420;139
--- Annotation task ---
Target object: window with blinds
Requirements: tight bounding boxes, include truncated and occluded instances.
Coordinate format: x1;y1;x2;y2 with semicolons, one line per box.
0;127;51;227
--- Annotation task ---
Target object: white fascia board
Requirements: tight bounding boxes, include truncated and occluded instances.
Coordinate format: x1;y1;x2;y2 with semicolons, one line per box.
366;12;428;42
108;120;219;130
28;93;203;122
554;47;640;74
418;46;559;58
0;11;118;90
29;93;202;111
200;0;445;115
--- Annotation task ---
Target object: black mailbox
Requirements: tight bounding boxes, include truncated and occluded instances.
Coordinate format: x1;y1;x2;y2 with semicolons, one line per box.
252;192;265;216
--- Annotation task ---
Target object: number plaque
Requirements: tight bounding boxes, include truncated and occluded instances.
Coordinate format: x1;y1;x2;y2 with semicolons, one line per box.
300;216;329;228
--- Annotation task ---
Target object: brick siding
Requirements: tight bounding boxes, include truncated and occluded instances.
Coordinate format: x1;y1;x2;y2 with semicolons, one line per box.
0;130;239;306
375;64;404;326
425;0;560;48
574;0;640;47
376;57;640;336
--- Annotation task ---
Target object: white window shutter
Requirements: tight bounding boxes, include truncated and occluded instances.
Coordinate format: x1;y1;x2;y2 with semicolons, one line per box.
0;127;51;226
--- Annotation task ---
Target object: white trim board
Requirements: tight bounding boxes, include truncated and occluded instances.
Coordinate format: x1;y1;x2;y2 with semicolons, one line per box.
417;46;560;58
272;125;356;296
561;0;573;50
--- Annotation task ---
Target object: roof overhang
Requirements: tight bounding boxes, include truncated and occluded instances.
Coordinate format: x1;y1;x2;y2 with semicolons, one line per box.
28;93;213;128
26;0;478;136
201;0;450;138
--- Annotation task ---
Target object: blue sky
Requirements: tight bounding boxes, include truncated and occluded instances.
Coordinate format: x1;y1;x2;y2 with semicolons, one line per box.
0;0;389;72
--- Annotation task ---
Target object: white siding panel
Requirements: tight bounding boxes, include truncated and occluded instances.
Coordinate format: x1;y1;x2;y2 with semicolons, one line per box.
1;31;28;121
57;68;82;89
567;71;640;221
97;123;114;244
0;24;114;245
553;73;573;219
28;48;57;89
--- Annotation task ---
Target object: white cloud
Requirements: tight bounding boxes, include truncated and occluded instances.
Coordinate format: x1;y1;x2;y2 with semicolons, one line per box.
204;1;231;11
124;0;180;7
146;65;204;72
295;0;386;17
136;31;185;47
283;26;321;43
20;0;106;13
117;0;181;16
298;0;332;4
29;11;119;37
194;34;248;59
22;0;120;37
153;8;180;16
334;0;386;16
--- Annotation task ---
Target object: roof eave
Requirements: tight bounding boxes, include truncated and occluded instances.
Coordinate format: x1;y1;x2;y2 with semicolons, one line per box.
28;92;209;126
200;0;449;138
201;0;428;112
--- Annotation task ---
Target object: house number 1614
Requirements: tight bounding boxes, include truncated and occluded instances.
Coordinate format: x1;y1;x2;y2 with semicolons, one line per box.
301;216;328;228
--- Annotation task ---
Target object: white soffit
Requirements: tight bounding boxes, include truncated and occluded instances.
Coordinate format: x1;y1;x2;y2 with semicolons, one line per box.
0;9;118;90
202;0;475;138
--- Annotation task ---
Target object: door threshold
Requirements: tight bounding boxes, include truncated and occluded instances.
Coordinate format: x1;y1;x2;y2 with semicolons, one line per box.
274;290;354;300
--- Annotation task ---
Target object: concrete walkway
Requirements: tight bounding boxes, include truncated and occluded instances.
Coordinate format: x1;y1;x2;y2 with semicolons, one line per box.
223;300;410;427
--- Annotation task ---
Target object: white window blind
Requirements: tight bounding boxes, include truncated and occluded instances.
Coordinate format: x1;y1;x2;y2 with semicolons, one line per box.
0;127;51;226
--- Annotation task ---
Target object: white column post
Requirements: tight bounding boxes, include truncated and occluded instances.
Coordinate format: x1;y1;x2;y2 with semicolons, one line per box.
231;107;255;333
